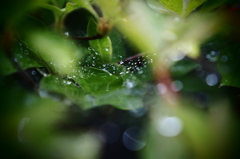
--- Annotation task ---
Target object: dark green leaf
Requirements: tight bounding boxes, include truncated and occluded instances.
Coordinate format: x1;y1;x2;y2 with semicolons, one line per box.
109;28;127;62
218;45;240;87
200;0;227;13
0;50;16;75
87;18;112;63
171;58;200;77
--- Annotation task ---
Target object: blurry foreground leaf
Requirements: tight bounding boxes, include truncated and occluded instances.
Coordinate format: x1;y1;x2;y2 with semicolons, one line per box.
159;0;207;16
28;31;81;75
200;0;227;12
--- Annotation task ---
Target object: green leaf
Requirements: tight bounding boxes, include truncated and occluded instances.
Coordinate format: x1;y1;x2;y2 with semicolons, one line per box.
51;0;65;8
218;45;240;87
159;0;183;15
72;66;123;95
171;58;200;77
0;40;45;75
40;75;88;105
146;0;170;13
184;0;207;16
87;18;112;63
200;0;227;13
109;28;127;62
0;50;16;75
159;0;207;16
28;31;82;75
40;68;144;110
94;89;144;110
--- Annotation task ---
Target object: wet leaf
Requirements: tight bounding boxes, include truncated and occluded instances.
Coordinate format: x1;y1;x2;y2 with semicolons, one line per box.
159;0;207;16
218;45;240;87
0;41;45;75
94;89;144;110
109;28;127;62
87;17;112;63
200;0;227;13
40;75;88;105
72;67;123;95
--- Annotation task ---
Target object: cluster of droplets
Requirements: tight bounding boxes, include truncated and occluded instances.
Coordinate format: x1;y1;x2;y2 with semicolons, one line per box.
206;50;219;62
12;42;33;66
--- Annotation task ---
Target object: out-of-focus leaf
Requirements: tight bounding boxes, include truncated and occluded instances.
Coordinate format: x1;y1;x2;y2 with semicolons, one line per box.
28;31;82;75
175;76;209;91
94;88;144;110
218;45;240;87
95;0;120;18
0;51;16;75
0;0;48;31
159;0;207;16
171;58;200;76
41;1;97;20
184;0;207;16
87;18;112;63
116;1;217;68
158;0;182;15
146;0;170;13
200;0;227;12
51;0;65;8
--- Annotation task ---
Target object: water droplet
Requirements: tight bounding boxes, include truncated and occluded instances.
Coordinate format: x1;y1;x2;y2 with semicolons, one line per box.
138;70;143;74
64;32;69;36
157;83;167;95
126;80;135;88
24;50;29;55
170;80;183;92
31;70;36;75
206;74;218;86
123;127;146;151
67;81;72;85
39;90;48;98
157;116;183;137
206;51;219;62
18;117;30;142
129;107;147;117
170;53;185;61
105;47;109;51
221;55;228;62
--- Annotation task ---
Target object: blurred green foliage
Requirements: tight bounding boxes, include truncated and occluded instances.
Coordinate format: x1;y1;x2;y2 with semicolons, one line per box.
1;0;240;159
